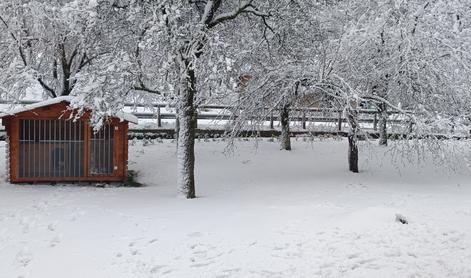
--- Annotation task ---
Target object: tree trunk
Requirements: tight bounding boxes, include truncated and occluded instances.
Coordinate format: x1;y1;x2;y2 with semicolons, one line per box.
177;64;197;199
348;135;358;173
346;101;359;173
280;105;291;151
378;102;388;146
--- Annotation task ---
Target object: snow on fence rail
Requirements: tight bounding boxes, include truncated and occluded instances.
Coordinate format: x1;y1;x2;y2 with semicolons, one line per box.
0;100;412;137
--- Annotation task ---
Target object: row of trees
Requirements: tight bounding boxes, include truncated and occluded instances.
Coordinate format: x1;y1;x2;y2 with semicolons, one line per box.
1;0;470;198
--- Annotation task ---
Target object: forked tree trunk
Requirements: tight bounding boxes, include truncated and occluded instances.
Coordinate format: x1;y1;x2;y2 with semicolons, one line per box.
280;105;291;151
378;102;388;146
177;64;197;199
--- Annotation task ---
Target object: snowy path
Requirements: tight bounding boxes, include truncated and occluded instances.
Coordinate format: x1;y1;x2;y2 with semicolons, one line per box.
1;139;471;278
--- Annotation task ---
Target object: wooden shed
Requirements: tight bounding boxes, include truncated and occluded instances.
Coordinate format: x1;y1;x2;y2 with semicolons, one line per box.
0;96;138;183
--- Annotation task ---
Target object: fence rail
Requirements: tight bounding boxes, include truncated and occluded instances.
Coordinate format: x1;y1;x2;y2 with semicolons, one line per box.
0;100;412;135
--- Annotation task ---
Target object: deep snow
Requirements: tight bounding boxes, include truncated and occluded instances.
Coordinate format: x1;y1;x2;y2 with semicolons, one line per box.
0;139;470;278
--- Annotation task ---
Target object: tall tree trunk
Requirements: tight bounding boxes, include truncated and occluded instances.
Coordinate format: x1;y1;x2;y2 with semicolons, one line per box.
348;135;358;173
280;104;291;150
177;63;197;199
346;100;359;173
378;102;388;146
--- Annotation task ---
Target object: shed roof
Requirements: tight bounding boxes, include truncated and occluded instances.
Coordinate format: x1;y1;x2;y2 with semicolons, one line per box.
0;96;139;124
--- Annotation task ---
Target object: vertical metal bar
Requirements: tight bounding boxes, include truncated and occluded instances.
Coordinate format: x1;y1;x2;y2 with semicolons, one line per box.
91;127;93;175
102;125;104;175
57;119;59;178
49;120;52;178
57;120;60;178
62;120;64;178
88;127;96;174
53;120;56;178
41;119;43;178
73;121;76;177
43;119;46;177
55;120;61;177
101;126;103;175
105;125;107;174
68;121;71;177
79;120;82;177
47;120;49;178
33;119;36;178
104;125;107;174
105;125;108;174
37;119;39;177
38;119;41;177
98;126;101;175
40;119;42;177
99;126;102;175
109;124;112;174
108;124;110;174
67;120;69;177
90;127;93;175
72;121;75;177
47;120;50;178
66;120;68;177
22;119;24;178
20;120;24;177
28;120;31;178
39;119;42;177
29;119;32;178
24;120;27;178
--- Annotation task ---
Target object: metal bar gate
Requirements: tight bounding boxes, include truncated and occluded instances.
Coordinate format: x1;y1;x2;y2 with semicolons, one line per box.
18;120;115;179
19;119;84;179
90;124;114;176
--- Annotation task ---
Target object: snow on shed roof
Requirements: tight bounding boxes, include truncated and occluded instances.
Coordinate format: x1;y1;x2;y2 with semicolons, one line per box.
0;96;139;124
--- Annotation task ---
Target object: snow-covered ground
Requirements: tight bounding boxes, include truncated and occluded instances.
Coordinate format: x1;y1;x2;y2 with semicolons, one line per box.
1;139;471;278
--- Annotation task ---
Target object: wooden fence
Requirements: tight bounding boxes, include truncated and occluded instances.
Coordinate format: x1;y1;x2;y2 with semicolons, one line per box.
0;100;412;137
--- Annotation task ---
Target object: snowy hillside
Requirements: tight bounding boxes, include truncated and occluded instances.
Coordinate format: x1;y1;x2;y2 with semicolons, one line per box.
1;139;470;278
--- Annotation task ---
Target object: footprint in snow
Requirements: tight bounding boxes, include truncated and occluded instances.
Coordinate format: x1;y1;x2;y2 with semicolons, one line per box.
248;241;257;246
187;232;203;238
149;265;167;273
191;261;215;268
49;235;62;247
15;248;33;267
48;222;57;232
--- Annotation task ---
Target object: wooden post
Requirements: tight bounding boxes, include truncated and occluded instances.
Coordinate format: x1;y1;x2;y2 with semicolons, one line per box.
373;113;378;131
9;118;19;182
302;111;306;130
270;112;274;130
156;106;162;128
337;111;343;131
